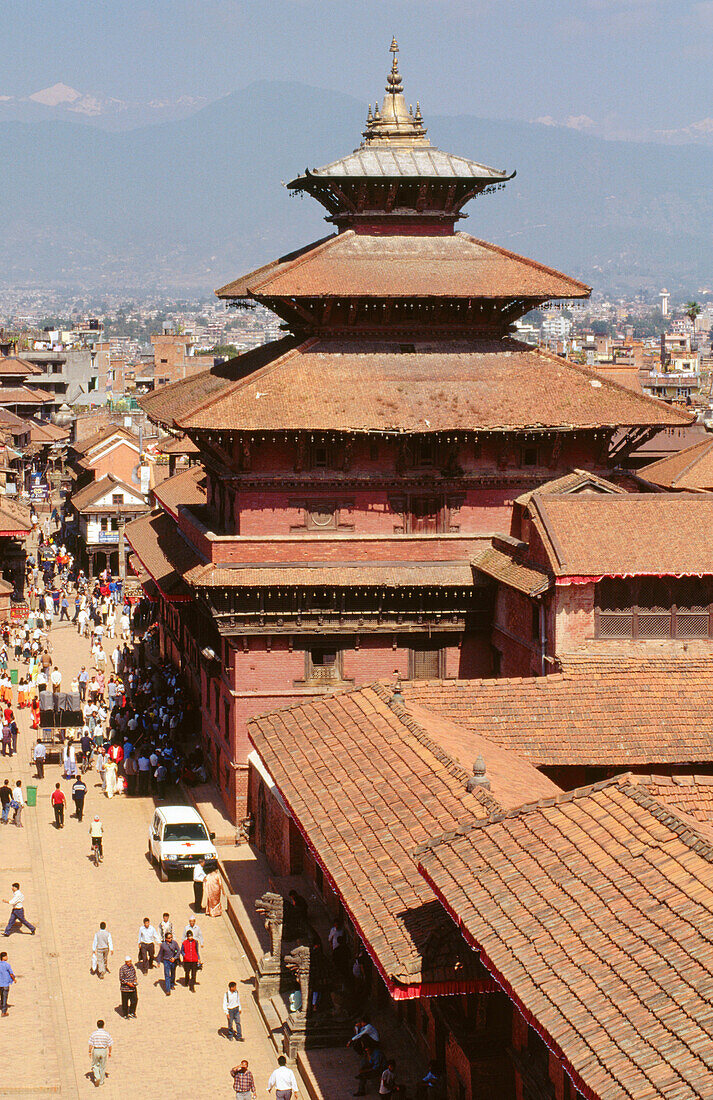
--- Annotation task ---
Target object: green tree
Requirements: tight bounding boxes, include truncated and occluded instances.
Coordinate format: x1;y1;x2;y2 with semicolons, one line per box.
685;301;701;326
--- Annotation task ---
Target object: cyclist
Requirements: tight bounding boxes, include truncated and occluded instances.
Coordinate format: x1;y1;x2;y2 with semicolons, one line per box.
89;816;104;863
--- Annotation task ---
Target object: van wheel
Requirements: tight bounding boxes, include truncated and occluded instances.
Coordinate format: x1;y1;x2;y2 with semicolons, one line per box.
158;863;168;883
147;845;155;866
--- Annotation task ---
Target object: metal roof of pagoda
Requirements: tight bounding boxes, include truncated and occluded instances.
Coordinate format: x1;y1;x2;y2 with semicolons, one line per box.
287;38;514;189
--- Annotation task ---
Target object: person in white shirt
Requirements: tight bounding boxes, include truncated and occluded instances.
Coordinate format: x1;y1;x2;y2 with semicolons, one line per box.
183;916;204;946
3;882;36;936
137;917;160;972
267;1056;298;1098
92;922;113;978
193;859;207;910
223;981;242;1040
11;782;24;827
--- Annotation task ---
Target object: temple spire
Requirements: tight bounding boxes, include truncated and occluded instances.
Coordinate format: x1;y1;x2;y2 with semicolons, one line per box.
362;38;429;146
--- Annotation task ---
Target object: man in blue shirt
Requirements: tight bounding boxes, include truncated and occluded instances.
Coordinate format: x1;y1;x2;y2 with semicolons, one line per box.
0;950;16;1015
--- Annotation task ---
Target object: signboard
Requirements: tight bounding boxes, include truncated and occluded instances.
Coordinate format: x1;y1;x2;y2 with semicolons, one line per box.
10;603;28;623
98;530;120;544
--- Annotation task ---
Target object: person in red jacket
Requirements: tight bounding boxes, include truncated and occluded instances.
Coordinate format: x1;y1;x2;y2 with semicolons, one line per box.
180;930;200;992
50;783;66;828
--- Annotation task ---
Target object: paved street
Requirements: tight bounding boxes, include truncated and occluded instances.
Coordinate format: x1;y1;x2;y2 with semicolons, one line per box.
1;618;293;1098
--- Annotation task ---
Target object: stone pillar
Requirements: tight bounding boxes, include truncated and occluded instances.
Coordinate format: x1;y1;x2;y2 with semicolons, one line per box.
254;891;284;1001
283;944;311;1056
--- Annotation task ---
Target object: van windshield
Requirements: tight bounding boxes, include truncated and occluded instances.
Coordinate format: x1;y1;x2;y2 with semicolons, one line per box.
163;823;209;842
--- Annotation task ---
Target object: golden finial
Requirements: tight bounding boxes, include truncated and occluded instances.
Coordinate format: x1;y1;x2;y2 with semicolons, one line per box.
386;36;403;95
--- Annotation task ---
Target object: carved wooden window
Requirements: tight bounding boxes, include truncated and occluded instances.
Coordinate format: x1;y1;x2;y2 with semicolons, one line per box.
410;647;443;679
521;445;539;468
595;577;713;639
306;648;342;683
311;443;330;469
413;438;437;467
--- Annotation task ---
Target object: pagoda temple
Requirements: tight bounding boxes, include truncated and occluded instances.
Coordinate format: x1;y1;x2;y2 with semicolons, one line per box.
130;41;689;817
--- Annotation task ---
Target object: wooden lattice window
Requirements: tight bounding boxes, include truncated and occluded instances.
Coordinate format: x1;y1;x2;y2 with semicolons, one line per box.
674;578;712;639
596;576;713;640
596;578;633;638
410;647;442;679
636;578;671;639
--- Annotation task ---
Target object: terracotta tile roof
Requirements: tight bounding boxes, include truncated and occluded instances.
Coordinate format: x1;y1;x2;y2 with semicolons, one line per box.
70;424;138;456
531;493;713;577
248;683;558;995
29;420;69;443
0;498;32;535
417;776;713;1100
190;560;476;588
139;337;299;428
625;772;713;826
152;466;206;519
514;468;627;506
142;336;690;434
592;365;643;393
402;665;713;766
156;434;200;455
640;436;713;490
0;386;53;405
70;474;146;513
0;356;43;376
216;231;590;301
473;547;550;596
124;510;204;600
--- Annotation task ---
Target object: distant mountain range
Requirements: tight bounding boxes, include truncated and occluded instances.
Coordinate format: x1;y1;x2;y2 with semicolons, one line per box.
2;79;712;295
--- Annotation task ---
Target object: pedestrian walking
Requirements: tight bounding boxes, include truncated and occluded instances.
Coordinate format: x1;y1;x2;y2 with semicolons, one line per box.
267;1055;299;1099
224;981;242;1040
157;931;179;995
2;883;36;936
92;921;113;978
0;778;12;824
88;1020;113;1086
159;912;172;940
137;917;159;973
180;930;200;991
183;915;204;946
71;776;87;821
11;781;23;826
0;950;16;1015
33;739;46;779
51;782;66;828
119;956;138;1017
231;1060;257;1099
192;858;206;910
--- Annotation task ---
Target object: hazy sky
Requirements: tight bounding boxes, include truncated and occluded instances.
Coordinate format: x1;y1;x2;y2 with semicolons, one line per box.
3;0;712;135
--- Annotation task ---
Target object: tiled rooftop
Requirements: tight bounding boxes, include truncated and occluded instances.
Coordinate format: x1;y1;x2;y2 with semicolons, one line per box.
247;683;558;995
531;493;713;577
403;665;713;766
216;231;590;301
640;436;713;490
417;776;713;1100
140;336;691;434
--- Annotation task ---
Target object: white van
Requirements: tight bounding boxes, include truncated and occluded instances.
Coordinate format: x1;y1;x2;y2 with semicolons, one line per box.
148;805;218;881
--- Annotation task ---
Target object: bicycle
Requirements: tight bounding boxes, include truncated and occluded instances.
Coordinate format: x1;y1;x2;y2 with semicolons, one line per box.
91;836;103;866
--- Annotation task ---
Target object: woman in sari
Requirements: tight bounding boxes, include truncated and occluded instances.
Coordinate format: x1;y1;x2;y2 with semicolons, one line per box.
104;757;117;798
63;740;77;779
203;869;223;917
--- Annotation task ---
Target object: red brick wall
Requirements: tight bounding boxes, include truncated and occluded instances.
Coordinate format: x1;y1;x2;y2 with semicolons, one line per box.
493;588;540;678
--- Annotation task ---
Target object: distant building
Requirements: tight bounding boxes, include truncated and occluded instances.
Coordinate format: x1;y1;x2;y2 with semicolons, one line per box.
659;287;670;316
150;329;201;386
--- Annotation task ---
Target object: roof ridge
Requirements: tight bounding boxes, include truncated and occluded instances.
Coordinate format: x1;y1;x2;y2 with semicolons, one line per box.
216;232;337;297
457;233;590;294
249;232;349;294
369;682;499;814
174;336;306;428
531;344;696;427
642;436;713;479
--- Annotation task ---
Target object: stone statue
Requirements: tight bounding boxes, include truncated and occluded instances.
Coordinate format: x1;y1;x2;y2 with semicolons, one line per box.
255;891;284;968
284;944;311;1017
